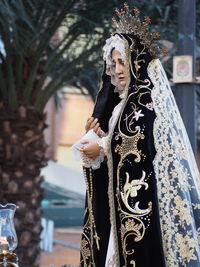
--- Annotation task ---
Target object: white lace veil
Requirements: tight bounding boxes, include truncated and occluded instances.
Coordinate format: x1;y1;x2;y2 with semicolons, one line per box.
148;59;200;267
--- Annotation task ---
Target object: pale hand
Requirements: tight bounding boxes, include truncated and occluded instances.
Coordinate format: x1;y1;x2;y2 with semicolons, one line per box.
79;140;101;160
85;117;102;137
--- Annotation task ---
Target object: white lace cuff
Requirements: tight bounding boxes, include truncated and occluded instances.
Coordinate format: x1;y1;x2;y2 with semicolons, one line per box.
71;129;105;170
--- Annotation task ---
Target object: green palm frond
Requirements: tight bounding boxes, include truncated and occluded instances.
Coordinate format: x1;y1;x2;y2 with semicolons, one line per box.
0;0;199;111
0;0;104;110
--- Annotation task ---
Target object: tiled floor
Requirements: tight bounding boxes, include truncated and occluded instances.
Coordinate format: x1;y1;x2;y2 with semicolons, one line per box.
40;228;82;267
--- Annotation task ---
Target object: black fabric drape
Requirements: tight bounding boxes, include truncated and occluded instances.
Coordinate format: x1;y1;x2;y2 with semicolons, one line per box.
79;33;166;267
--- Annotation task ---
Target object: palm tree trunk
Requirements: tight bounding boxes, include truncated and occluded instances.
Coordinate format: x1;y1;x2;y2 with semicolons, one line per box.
0;102;48;267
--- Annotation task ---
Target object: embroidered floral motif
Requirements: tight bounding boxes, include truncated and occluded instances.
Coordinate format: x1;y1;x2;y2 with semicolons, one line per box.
133;109;144;121
80;238;91;260
114;126;144;163
123;171;148;198
121;218;144;243
120;171;152;217
114;111;152;266
106;39;156;266
113;82;153;266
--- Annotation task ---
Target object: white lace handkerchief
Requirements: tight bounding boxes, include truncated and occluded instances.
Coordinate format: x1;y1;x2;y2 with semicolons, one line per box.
71;129;104;170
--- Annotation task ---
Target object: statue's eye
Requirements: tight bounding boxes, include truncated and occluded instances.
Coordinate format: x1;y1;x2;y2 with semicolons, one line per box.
119;59;125;65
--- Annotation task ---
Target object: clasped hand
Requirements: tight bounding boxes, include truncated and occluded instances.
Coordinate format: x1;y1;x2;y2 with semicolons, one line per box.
79;117;102;160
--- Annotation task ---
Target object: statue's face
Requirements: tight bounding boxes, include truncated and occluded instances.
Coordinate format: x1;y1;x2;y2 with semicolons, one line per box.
111;49;128;88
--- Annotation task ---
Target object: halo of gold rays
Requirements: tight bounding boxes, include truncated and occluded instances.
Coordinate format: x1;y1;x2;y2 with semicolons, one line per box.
112;2;168;58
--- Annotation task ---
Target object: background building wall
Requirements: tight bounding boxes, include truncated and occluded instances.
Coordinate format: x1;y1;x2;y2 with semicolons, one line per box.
44;89;94;167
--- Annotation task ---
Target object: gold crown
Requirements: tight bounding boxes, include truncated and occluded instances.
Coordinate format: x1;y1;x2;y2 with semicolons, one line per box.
112;3;168;57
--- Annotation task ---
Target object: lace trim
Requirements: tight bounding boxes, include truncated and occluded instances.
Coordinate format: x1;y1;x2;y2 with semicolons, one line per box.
71;129;104;170
148;59;200;266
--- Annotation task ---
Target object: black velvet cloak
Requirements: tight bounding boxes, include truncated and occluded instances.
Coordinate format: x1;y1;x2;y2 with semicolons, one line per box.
79;33;200;267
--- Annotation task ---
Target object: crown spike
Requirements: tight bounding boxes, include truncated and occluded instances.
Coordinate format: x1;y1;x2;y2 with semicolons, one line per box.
161;49;168;55
115;8;120;16
124;2;129;11
133;7;140;16
152;32;160;39
112;17;117;24
144;16;151;25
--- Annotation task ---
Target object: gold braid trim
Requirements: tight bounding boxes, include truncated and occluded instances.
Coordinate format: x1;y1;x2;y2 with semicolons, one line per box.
80;168;99;266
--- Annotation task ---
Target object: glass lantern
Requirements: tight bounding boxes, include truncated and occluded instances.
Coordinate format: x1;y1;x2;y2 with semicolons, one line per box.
0;203;18;266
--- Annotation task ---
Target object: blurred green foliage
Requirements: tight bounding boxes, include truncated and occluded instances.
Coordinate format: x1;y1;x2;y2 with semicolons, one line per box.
69;0;200;98
0;0;199;105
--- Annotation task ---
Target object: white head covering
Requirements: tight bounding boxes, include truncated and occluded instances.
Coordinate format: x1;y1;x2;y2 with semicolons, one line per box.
102;34;126;88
